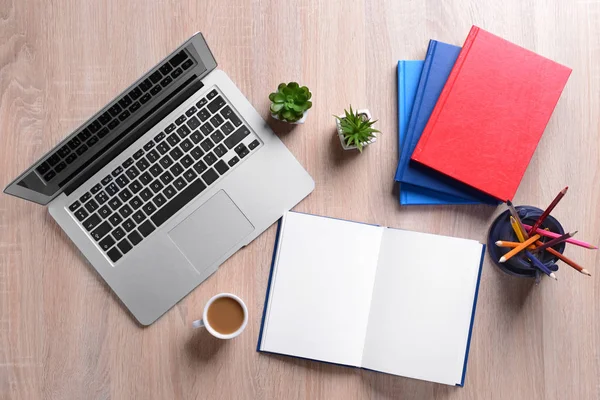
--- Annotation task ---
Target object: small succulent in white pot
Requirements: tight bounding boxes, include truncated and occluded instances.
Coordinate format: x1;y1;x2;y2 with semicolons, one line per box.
334;106;379;152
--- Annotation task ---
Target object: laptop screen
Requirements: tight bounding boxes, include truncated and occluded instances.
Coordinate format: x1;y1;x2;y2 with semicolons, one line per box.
4;33;217;205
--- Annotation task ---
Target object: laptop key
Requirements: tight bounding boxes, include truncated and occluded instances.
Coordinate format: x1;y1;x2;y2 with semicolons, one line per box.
139;93;152;104
122;157;134;168
91;221;112;241
221;121;234;135
171;67;183;79
235;144;250;159
151;179;207;227
159;155;173;169
108;119;120;129
108;197;122;211
129;87;142;100
173;177;186;191
82;213;101;231
175;115;187;126
130;196;143;210
132;210;145;224
166;133;180;146
69;201;81;212
116;175;130;188
128;231;143;246
160;171;174;185
143;202;157;216
118;95;132;109
95;191;109;205
159;63;173;75
74;208;89;222
214;160;229;175
119;204;133;218
202;168;219;186
143;141;155;151
180;138;193;152
206;89;218;100
191;146;204;160
76;145;88;156
126;166;140;180
149;70;162;84
177;125;191;138
149;164;163;177
163;185;177;199
207;96;226;113
153;193;166;207
182;59;193;70
200;123;214;136
112;166;123;177
193;160;207;174
186;116;200;130
98;205;111;219
65;154;78;164
117;239;133;254
55;162;67;172
185;106;197;117
99;235;116;251
150;180;164;193
210;130;224;144
122;218;136;232
105;182;119;196
197;108;210;122
248;139;260;150
157;141;170;154
129;101;141;113
228;156;240;167
107;247;122;263
200;138;214;152
97;127;110;138
196;98;208;109
180;155;194;169
80;192;91;203
160;75;173;87
146;149;159;163
220;105;234;119
138;221;155;237
210;114;224;128
225;126;250;149
169;147;183;160
190;131;203;144
118;110;130;122
118;188;132;202
183;169;197;183
112;227;126;241
108;213;123;227
140;188;153;202
229;112;242;127
165;123;176;134
203;152;217;166
214;144;227;157
85;199;99;213
129;179;143;194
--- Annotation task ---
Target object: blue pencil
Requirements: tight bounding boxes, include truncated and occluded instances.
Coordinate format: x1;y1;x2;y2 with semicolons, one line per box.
524;250;557;280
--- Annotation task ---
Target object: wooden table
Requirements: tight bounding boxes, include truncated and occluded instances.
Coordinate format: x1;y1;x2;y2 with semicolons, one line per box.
1;0;598;399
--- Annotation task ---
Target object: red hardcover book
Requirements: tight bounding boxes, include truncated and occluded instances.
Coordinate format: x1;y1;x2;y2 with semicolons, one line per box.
411;26;571;201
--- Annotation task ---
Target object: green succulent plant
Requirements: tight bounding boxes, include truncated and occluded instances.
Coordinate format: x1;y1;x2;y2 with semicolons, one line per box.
334;106;379;152
269;82;312;123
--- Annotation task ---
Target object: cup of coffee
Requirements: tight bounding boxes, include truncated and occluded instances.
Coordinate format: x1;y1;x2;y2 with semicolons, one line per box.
192;293;248;339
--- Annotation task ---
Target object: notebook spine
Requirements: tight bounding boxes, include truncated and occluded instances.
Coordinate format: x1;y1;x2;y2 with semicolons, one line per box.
396;41;437;179
412;26;480;158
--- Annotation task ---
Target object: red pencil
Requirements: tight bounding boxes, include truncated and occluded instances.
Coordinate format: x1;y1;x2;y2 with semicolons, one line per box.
528;187;568;235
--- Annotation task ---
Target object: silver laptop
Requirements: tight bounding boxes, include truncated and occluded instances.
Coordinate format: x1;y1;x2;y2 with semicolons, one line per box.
4;33;314;325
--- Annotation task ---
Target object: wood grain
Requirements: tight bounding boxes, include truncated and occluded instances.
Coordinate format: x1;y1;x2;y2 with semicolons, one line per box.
1;0;599;399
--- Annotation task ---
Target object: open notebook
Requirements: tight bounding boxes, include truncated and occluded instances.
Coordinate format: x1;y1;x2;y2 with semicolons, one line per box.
257;212;485;386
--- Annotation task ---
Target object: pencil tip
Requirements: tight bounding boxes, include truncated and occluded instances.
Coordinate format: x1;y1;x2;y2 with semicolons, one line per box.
590;245;598;250
499;257;506;263
562;187;568;194
495;241;502;246
506;200;513;206
550;273;557;280
582;269;591;276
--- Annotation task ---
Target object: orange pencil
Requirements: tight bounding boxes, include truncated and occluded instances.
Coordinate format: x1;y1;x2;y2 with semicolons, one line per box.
528;186;568;235
535;241;591;276
499;234;541;263
495;240;536;250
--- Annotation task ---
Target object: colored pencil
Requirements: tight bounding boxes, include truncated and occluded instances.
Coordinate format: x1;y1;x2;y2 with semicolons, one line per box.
524;250;557;280
506;201;528;239
534;240;591;276
495;240;536;250
531;231;577;253
522;223;597;249
528;186;568;235
510;217;525;242
499;234;541;263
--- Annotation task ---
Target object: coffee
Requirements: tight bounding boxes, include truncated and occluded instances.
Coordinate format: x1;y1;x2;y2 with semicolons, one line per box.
207;296;245;334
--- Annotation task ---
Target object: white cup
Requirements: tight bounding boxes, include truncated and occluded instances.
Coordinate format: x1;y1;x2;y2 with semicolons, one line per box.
192;293;248;339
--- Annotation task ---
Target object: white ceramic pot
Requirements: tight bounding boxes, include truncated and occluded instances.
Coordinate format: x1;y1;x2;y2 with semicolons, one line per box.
336;109;377;151
271;110;309;124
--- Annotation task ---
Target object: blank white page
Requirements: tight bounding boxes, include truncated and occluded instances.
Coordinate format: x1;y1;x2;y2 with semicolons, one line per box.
260;212;384;367
361;228;483;385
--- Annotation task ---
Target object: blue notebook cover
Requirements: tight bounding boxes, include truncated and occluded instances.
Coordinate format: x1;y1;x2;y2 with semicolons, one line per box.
395;40;498;205
257;213;486;387
397;60;477;206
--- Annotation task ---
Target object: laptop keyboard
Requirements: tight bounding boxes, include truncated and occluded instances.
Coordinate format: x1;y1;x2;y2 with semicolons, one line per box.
67;88;262;263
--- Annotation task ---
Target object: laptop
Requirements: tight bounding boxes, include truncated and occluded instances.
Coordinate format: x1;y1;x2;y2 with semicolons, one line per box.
3;33;314;325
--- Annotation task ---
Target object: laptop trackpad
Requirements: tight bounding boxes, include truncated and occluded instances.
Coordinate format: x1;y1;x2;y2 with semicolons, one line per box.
168;190;254;274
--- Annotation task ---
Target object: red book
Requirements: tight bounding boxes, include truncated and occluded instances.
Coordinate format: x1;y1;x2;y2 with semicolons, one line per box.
411;26;571;201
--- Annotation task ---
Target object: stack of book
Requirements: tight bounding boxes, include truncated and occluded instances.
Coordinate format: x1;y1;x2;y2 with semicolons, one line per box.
395;26;571;205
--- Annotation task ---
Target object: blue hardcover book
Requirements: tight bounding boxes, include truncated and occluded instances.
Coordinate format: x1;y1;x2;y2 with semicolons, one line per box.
397;60;477;205
395;40;497;205
257;211;485;386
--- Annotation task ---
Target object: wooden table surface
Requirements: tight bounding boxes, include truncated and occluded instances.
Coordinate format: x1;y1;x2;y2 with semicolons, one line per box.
1;0;599;399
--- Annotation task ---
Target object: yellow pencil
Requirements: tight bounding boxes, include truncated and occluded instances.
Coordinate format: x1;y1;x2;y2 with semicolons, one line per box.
510;216;525;242
499;234;541;263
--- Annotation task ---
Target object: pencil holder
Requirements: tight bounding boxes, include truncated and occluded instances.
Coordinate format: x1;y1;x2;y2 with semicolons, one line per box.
487;205;566;278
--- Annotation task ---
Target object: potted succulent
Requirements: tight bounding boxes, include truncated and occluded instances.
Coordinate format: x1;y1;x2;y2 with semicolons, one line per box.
269;82;312;124
334;106;379;152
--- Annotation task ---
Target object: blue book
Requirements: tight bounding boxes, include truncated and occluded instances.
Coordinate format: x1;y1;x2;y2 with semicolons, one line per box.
395;40;497;205
257;211;485;386
397;60;477;205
